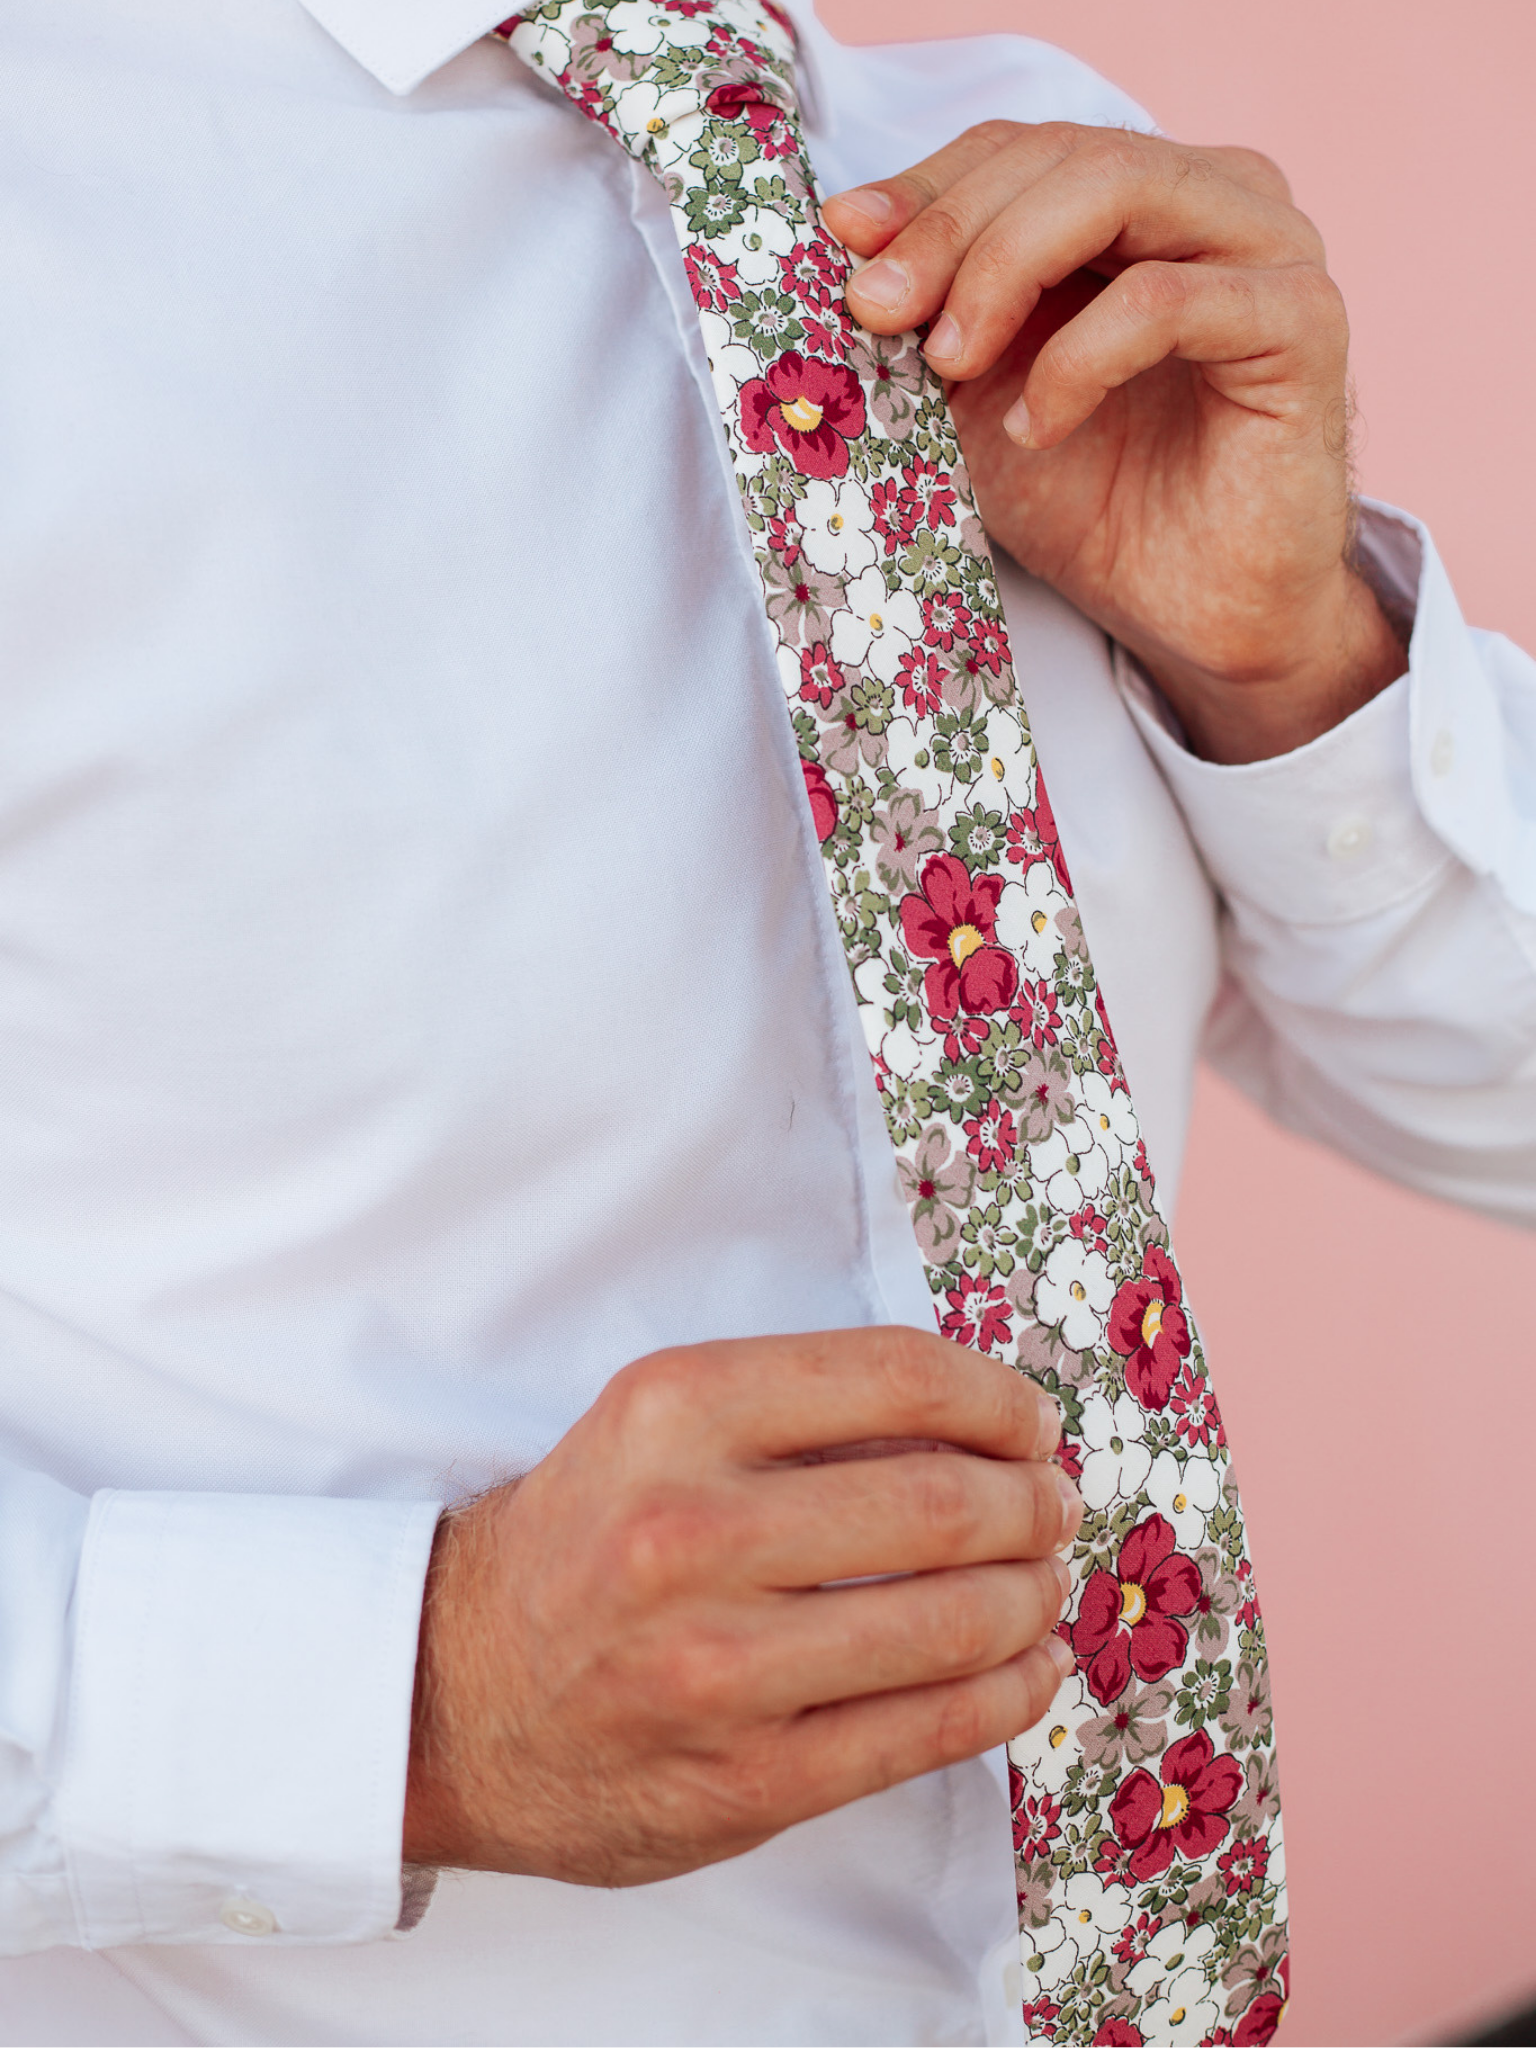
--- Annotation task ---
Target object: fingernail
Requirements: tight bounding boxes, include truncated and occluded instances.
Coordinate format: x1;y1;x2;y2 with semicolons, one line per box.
1055;1470;1082;1544
852;258;909;313
1003;398;1031;446
1035;1391;1062;1459
1045;1632;1075;1679
830;184;893;226
924;311;962;363
1049;1555;1072;1605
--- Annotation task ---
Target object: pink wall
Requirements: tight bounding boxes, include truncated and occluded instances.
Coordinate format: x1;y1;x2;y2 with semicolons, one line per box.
823;6;1536;2043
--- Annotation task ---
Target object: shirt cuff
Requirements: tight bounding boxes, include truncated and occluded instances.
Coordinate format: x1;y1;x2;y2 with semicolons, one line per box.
1115;498;1524;924
56;1490;440;1947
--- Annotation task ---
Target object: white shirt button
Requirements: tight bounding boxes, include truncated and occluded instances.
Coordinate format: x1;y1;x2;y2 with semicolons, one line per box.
219;1896;278;1937
1429;728;1456;777
1326;817;1374;860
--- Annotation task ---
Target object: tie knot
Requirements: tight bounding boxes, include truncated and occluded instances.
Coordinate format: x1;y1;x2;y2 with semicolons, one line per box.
499;1;809;202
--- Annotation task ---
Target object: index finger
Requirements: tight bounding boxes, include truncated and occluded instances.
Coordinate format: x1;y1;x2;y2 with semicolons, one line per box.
695;1325;1062;1464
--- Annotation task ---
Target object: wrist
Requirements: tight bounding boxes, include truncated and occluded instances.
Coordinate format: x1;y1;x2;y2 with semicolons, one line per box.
1137;563;1407;766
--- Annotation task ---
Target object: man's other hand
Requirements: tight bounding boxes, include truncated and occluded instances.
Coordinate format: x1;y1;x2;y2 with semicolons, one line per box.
824;123;1406;765
403;1328;1079;1885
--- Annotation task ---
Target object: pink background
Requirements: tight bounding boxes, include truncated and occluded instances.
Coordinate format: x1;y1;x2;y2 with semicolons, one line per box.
823;5;1536;2043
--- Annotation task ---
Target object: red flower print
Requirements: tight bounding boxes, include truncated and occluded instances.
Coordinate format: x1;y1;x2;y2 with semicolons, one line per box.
740;351;866;480
895;455;958;534
1108;1244;1192;1410
1110;1729;1242;1881
1218;1834;1270;1896
1071;1512;1201;1705
942;1015;991;1063
778;238;842;311
963;1096;1017;1174
1004;781;1072;892
1012;1789;1063;1862
1022;1999;1061;2040
765;512;801;566
1093;2025;1145;2047
923;592;973;652
1234;1955;1290;2047
703;80;791;149
1070;1204;1110;1254
899;854;1017;1020
968;614;1008;675
1169;1362;1223;1451
1056;1432;1084;1485
896;646;945;718
1111;1911;1163;1975
800;758;837;843
798;641;851;709
941;1270;1012;1352
871;475;919;555
1012;976;1062;1049
1132;1136;1152;1184
683;243;742;314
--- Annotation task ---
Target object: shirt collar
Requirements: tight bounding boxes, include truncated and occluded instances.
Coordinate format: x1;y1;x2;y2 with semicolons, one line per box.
299;0;513;96
298;0;827;130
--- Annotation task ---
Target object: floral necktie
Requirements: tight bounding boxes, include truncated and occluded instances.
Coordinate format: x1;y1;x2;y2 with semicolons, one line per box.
493;5;1289;2039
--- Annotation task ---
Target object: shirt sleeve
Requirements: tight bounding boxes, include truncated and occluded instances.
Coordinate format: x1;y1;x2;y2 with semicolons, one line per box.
0;1460;440;1952
1119;499;1536;1230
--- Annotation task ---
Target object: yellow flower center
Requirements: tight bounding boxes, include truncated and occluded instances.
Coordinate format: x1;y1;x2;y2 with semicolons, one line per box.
828;512;844;531
1141;1299;1164;1345
1158;1783;1191;1830
1078;1909;1092;1924
782;393;824;432
1119;1580;1148;1626
991;757;1005;780
645;115;667;134
1031;909;1048;933
1048;1724;1068;1748
1070;1281;1086;1301
1173;1491;1188;1514
869;609;884;631
1171;2011;1186;2028
948;923;985;969
1099;1112;1111;1131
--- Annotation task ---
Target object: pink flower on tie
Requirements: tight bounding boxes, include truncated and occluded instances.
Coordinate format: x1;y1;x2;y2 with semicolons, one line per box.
1071;1512;1201;1705
1110;1729;1242;1880
941;1271;1012;1351
683;243;742;313
898;854;1017;1019
739;351;867;479
1108;1244;1192;1410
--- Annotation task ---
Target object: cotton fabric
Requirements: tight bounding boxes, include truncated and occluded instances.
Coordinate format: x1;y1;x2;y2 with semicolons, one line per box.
0;3;1532;2043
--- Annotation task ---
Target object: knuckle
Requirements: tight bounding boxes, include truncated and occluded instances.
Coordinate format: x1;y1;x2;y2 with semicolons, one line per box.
909;1457;979;1551
962;117;1025;156
604;1345;698;1435
1117;259;1189;324
1222;144;1293;203
935;1573;999;1669
928;1682;990;1765
906;190;979;260
876;1327;953;1428
667;1625;750;1721
610;1491;718;1601
1078;131;1149;188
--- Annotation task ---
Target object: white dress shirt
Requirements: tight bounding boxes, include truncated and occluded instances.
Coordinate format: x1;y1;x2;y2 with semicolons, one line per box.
0;3;1532;2044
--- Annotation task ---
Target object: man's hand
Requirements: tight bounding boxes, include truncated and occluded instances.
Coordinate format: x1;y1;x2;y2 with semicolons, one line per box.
403;1327;1079;1885
824;123;1406;764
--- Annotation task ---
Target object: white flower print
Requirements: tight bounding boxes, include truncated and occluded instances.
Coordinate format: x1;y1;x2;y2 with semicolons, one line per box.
994;857;1070;977
1077;1069;1140;1172
1057;1872;1133;1954
1029;1113;1112;1212
1140;1987;1221;2045
1145;1447;1222;1548
1012;1712;1082;1797
1076;1390;1153;1512
1033;1235;1114;1350
1125;1916;1217;2001
829;566;922;684
795;477;878;577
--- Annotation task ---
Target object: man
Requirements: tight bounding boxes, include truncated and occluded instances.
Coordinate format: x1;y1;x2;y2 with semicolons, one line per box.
0;1;1531;2044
